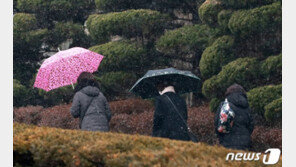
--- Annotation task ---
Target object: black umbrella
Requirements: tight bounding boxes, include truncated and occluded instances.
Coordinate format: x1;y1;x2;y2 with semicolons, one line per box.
129;68;201;99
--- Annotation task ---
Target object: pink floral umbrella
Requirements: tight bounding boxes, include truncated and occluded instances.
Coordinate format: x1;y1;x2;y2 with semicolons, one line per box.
34;47;104;91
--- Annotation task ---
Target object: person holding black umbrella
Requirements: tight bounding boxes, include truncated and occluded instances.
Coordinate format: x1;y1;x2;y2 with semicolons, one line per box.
152;80;191;141
130;68;199;142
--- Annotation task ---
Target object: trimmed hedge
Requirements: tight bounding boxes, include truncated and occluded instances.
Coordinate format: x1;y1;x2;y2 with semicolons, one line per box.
89;40;147;72
13;79;30;107
221;0;279;9
202;57;260;99
260;54;282;83
209;98;221;113
228;2;282;37
95;0;149;12
247;84;282;116
156;24;218;59
264;97;282;123
198;0;222;26
38;85;74;107
86;9;170;43
199;35;235;79
46;22;90;48
16;0;95;23
217;10;233;33
14;123;281;166
97;71;138;99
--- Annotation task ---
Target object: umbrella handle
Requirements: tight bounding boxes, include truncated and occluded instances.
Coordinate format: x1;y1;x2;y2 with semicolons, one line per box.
71;82;74;89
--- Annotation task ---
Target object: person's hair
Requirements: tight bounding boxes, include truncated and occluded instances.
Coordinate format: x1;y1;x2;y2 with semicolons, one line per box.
225;83;246;97
74;72;100;92
156;80;175;92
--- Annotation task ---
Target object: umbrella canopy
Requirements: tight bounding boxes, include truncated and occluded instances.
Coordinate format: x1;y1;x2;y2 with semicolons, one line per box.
34;47;104;91
129;68;201;99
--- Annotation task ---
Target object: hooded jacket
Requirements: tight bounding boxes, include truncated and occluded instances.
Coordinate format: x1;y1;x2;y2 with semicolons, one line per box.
214;92;254;150
70;86;111;132
152;91;190;141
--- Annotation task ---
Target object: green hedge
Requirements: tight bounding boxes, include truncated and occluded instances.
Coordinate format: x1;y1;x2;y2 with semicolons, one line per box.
89;40;147;72
16;0;95;23
202;57;259;99
156;24;218;59
199;35;235;79
264;97;282;122
86;9;170;43
221;0;279;9
38;86;74;107
95;0;149;12
217;10;233;33
14;123;280;166
247;84;282;116
46;22;90;48
97;71;138;99
209;98;221;112
13;79;30;107
228;2;281;37
198;0;223;26
260;54;282;83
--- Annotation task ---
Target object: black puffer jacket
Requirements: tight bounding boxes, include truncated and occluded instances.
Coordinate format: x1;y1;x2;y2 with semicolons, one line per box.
214;92;254;150
152;92;190;141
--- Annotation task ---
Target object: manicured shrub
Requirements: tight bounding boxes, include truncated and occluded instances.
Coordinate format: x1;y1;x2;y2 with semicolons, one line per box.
95;0;150;12
228;2;281;37
156;24;218;59
198;0;222;26
38;85;74;107
86;9;170;43
247;84;282;116
109;98;153;115
97;71;138;99
199;35;235;79
217;10;233;33
39;104;79;129
15;123;279;167
260;54;282;83
251;126;282;151
13;79;30;107
16;0;95;24
202;57;260;99
13;106;44;125
209;98;221;113
264;97;282;123
221;0;278;9
89;41;147;72
46;22;90;48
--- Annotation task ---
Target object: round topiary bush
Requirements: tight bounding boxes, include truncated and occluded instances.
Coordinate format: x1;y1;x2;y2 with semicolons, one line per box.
199;35;235;79
260;53;282;83
95;0;149;12
46;22;90;48
89;40;147;73
97;71;138;99
217;10;233;33
264;97;281;123
228;2;281;37
198;0;223;26
86;9;170;43
209;98;221;112
38;86;74;107
13;79;30;107
16;0;95;24
156;24;218;59
221;0;279;9
202;57;260;99
247;84;282;116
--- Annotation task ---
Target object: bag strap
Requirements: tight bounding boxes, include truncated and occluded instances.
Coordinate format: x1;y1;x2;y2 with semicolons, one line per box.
79;95;97;128
164;94;192;133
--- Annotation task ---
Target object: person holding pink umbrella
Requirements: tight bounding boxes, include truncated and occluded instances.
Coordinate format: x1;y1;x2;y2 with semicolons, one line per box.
70;72;112;132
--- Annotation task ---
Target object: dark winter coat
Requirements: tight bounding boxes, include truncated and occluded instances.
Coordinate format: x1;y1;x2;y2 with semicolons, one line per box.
70;86;111;132
152;92;190;141
214;92;254;150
